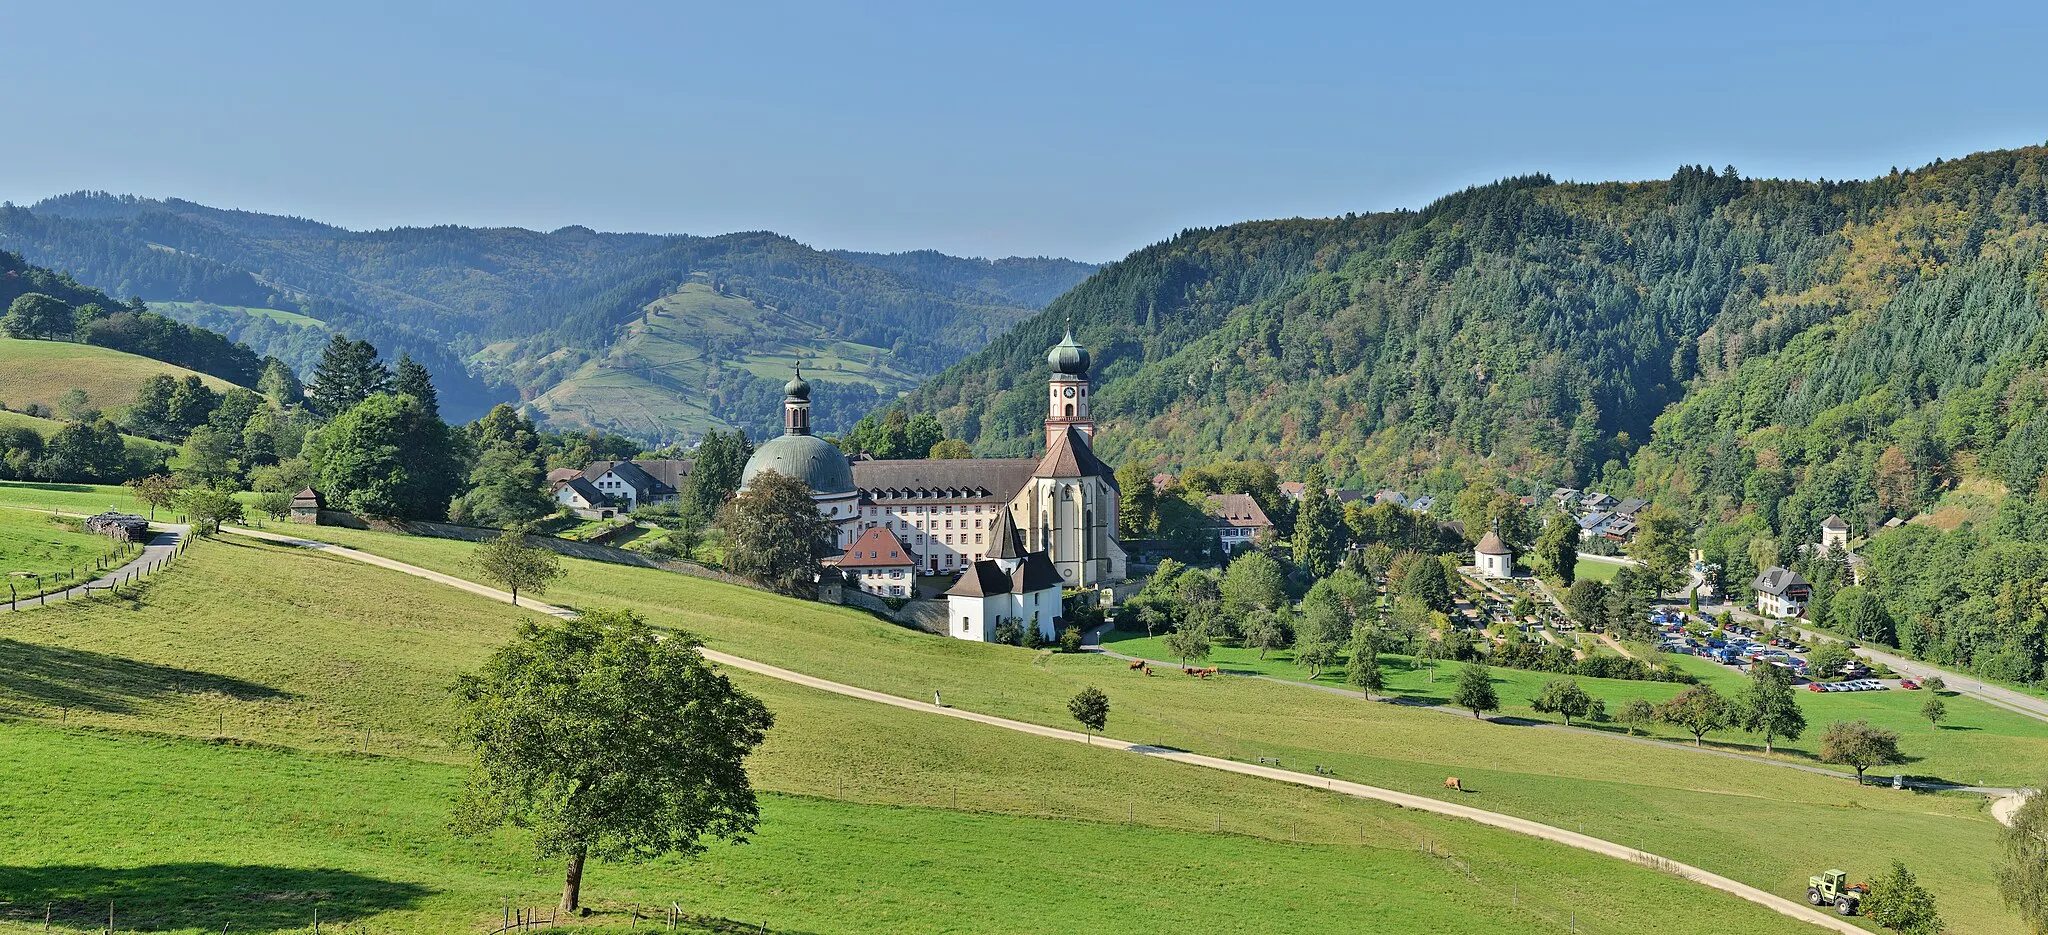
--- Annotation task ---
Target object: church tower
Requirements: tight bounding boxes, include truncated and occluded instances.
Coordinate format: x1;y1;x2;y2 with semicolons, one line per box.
1044;326;1093;444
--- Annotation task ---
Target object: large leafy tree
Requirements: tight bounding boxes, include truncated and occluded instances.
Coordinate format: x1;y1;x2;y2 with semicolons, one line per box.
1734;662;1806;754
1220;550;1286;616
1530;677;1596;726
717;469;833;596
1863;861;1942;935
452;609;774;914
1656;684;1732;747
4;292;73;339
1114;460;1158;538
304;392;465;519
1628;506;1692;594
1819;719;1905;783
309;334;392;416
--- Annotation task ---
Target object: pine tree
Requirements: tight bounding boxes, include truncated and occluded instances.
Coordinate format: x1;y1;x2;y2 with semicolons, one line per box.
394;352;438;418
309;335;391;416
1292;469;1345;578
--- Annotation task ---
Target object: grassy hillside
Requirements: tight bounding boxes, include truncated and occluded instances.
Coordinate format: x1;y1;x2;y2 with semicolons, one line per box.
0;338;240;413
522;281;924;442
0;529;1817;934
161;517;2027;934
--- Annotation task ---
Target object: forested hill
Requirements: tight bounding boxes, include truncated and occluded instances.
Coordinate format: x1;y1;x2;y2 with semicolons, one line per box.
0;194;1089;434
905;145;2048;681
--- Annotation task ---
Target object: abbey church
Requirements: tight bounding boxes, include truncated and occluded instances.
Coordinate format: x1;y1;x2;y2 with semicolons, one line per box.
739;330;1126;641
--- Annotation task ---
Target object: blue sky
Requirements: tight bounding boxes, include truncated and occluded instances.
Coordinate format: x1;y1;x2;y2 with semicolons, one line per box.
4;1;2045;261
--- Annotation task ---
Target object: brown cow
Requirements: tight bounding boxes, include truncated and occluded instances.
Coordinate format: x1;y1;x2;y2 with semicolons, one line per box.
1128;658;1146;671
1141;666;1154;677
1444;777;1464;792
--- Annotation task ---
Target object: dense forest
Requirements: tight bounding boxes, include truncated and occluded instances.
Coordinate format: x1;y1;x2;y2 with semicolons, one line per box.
903;144;2048;686
0;195;1094;431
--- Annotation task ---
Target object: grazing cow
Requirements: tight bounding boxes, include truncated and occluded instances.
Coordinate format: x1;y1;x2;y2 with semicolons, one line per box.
1128;658;1146;671
1444;777;1464;792
1142;666;1153;677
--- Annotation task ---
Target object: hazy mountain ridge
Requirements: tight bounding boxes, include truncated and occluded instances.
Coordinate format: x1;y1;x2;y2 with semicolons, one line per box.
0;193;1093;433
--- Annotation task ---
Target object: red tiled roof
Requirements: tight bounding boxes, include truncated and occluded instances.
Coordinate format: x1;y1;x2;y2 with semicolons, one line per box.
836;526;916;568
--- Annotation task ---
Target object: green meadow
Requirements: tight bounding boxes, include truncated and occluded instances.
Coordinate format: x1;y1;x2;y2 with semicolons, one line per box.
148;518;2025;934
0;533;1818;934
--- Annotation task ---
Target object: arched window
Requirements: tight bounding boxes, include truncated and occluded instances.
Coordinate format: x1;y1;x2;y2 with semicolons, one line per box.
1064;403;1074;417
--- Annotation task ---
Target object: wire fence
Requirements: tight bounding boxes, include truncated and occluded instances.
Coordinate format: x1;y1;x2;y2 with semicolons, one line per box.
3;524;189;610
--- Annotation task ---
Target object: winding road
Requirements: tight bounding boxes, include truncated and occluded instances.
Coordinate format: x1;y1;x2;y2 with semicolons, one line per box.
212;523;1902;932
3;522;187;612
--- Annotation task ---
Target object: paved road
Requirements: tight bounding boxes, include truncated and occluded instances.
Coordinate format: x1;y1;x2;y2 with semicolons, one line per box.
3;522;187;612
1703;600;2048;725
232;525;1877;933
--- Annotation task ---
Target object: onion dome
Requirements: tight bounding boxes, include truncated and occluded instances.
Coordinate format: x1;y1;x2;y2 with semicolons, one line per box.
785;366;812;400
1047;328;1090;376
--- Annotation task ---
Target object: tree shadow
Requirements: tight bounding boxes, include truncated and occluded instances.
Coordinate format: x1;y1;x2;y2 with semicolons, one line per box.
1935;724;1982;731
0;639;292;716
0;863;431;932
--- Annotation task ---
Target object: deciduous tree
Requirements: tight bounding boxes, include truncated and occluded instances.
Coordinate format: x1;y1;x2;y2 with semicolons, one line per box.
470;528;566;606
1735;663;1806;754
716;469;832;596
1863;860;1942;935
1819;719;1905;783
1454;663;1499;719
1530;677;1595;726
1657;684;1732;747
451;610;773;914
1998;787;2048;932
1068;686;1109;743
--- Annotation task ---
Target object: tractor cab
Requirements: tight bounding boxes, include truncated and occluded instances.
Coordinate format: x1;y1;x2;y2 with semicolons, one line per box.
1806;869;1867;916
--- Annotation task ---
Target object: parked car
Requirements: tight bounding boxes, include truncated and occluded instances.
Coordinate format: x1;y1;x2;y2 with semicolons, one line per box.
1899;679;1921;690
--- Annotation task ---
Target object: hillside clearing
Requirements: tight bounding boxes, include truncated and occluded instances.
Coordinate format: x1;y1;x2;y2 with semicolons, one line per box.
0;337;240;413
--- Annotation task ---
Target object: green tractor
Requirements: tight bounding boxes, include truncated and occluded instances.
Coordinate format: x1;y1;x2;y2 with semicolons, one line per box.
1807;869;1867;916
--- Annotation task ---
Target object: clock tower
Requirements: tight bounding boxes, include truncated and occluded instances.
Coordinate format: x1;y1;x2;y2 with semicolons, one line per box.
1044;326;1093;442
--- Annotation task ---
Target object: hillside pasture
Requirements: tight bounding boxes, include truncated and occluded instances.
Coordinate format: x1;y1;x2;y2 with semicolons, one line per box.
0;337;240;414
0;535;1821;935
176;521;2026;934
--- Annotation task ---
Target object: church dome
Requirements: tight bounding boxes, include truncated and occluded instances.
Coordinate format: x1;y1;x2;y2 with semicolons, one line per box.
742;433;855;496
784;367;812;400
1047;329;1090;375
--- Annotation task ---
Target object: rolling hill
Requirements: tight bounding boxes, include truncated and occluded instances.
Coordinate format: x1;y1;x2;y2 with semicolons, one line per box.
0;337;240;415
0;195;1098;433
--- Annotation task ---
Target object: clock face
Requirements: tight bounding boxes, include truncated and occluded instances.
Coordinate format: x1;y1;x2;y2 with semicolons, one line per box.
1063;386;1076;398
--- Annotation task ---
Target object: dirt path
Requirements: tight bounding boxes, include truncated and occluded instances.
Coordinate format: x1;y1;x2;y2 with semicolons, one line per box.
1993;792;2032;827
229;525;1869;934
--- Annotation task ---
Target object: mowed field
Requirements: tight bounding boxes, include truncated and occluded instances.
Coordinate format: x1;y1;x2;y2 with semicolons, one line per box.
0;338;240;414
115;514;2028;935
0;529;1820;934
1102;631;2048;788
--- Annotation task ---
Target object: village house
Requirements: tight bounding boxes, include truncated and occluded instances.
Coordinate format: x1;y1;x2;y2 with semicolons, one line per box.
552;476;618;519
1752;566;1813;618
572;458;692;512
829;525;917;597
1203;492;1271;554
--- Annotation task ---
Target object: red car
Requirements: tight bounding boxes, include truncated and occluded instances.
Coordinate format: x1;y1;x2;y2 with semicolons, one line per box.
1899;679;1920;690
1807;683;1827;692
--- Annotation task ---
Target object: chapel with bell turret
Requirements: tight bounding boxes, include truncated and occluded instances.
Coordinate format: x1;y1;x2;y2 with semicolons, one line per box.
737;329;1126;638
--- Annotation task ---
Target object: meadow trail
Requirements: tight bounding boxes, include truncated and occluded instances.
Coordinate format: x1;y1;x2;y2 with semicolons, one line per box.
224;523;1870;934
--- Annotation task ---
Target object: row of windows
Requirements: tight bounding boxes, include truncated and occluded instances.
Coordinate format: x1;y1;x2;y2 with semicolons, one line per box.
862;504;990;516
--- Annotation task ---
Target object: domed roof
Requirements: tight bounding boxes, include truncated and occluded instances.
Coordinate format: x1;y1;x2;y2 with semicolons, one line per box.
742;433;855;496
1047;328;1090;376
1475;529;1511;556
785;366;811;400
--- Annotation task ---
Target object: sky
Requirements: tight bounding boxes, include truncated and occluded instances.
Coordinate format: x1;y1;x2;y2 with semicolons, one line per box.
4;1;2047;262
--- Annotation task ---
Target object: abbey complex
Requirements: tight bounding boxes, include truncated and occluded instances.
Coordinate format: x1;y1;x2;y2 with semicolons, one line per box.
739;331;1126;642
